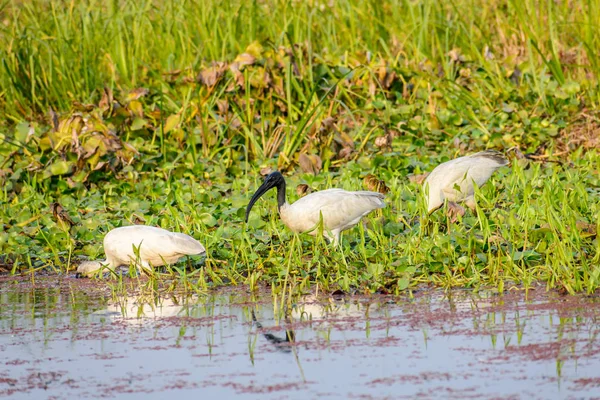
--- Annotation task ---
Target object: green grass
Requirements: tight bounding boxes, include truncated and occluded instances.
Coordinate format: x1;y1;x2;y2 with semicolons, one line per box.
0;0;599;295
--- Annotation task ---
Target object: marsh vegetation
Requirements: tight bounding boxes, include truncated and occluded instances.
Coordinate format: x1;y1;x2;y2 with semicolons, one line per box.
0;0;599;294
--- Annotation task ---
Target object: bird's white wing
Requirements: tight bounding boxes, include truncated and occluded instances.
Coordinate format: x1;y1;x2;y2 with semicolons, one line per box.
464;151;508;187
286;189;385;233
166;232;206;255
425;151;507;210
103;226;204;267
425;158;474;197
134;232;204;265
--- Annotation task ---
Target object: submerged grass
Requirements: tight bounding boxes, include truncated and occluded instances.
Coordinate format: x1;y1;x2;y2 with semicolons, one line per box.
0;0;599;295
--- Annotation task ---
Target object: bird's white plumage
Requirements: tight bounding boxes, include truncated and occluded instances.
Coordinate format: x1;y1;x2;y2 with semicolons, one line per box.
424;150;508;213
77;225;206;277
279;188;385;243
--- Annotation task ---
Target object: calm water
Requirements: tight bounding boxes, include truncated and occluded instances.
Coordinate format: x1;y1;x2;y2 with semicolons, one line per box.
1;278;600;399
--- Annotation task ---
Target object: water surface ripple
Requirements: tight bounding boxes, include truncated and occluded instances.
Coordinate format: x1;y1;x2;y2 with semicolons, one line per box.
1;278;599;399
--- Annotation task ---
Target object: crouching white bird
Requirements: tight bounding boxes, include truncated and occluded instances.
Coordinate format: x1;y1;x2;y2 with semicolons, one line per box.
424;150;508;218
245;171;386;244
76;225;206;277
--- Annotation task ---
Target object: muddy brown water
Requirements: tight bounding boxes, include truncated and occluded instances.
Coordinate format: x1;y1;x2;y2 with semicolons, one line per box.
1;277;600;399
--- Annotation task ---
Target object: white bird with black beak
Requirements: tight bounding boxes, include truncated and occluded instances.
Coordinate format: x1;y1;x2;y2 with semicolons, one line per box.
76;225;206;277
424;150;508;218
245;171;386;244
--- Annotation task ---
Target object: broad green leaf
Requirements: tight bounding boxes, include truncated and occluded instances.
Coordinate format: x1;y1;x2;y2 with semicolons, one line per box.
15;122;30;143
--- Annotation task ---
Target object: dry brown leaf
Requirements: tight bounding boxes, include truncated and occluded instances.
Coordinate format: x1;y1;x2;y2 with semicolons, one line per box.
409;173;429;185
198;62;227;87
271;74;285;97
92;161;106;171
374;135;390;148
338;147;353;159
383;69;396;89
319;117;336;135
296;184;311;197
487;234;505;244
540;221;597;238
260;167;273;176
48;107;59;132
507;147;526;160
216;99;229;114
335;130;354;148
163;69;182;77
368;78;377;96
130;213;147;225
447;48;466;63
72;101;95;112
162;70;182;83
249;67;272;89
363;174;390;194
234;53;256;67
98;86;114;112
51;202;75;227
229;63;245;88
576;221;597;237
126;88;149;102
459;68;471;78
298;153;322;175
377;63;387;82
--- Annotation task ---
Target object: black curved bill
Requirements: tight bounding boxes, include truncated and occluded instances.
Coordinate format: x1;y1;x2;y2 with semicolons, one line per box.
245;179;277;223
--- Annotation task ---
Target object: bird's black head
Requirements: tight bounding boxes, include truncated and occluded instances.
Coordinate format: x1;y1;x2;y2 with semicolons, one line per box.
245;171;286;223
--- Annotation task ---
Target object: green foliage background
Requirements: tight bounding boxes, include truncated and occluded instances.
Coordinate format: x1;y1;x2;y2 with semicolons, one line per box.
0;0;599;294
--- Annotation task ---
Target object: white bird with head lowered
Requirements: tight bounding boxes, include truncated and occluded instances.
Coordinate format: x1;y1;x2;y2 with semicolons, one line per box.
424;150;509;218
77;225;206;277
245;171;386;245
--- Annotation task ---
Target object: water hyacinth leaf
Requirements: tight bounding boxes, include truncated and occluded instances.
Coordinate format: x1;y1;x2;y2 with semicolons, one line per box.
511;250;541;262
247;215;266;229
235;207;246;219
383;221;403;235
72;170;89;183
561;81;581;96
15;122;30;143
45;160;74;178
397;105;414;115
130;117;147;131
554;89;569;100
397;278;410;290
199;213;218;227
231;195;250;208
367;263;384;276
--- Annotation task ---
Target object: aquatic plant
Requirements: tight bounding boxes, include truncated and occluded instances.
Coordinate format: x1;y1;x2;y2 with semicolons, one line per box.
0;0;598;294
